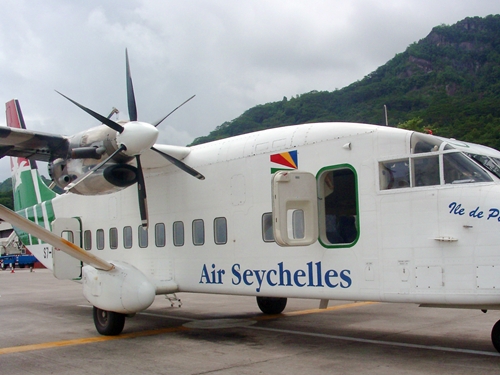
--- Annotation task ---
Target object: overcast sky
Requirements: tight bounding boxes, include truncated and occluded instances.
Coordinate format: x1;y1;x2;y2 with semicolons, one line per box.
0;0;498;180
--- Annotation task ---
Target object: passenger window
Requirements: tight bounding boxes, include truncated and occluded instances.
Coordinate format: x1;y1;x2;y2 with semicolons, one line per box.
319;167;358;246
138;226;148;248
173;221;184;246
412;155;439;186
123;226;133;249
155;223;166;247
84;230;92;250
214;217;227;245
192;219;204;246
96;229;105;250
262;212;274;242
109;227;118;249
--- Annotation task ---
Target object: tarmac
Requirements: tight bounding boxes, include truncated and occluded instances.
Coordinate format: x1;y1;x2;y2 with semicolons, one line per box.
1;268;500;374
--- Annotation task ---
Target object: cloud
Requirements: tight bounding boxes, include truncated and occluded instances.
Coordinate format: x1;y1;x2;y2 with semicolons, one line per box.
0;0;498;181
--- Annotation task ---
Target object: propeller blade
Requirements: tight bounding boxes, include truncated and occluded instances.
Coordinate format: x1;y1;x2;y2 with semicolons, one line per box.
126;49;138;122
56;91;124;134
153;95;196;128
135;155;148;228
65;145;127;191
151;146;205;180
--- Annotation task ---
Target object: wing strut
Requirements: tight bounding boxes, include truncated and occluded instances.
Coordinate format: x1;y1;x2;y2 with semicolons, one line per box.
0;205;113;271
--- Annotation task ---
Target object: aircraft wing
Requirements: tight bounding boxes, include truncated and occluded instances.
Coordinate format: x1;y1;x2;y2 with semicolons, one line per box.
0;99;69;161
0;126;69;161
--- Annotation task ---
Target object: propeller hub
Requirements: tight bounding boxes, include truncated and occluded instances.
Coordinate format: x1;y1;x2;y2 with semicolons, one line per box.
116;121;159;156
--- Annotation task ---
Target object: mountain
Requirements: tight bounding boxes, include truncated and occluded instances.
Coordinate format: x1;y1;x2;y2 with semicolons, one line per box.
1;15;499;202
191;15;500;149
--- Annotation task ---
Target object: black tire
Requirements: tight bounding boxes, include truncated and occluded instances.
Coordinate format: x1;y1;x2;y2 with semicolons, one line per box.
491;320;500;353
93;306;126;336
256;297;287;314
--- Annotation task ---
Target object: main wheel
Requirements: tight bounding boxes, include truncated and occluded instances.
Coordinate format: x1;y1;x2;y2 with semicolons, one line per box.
256;297;287;314
491;320;500;353
93;306;126;336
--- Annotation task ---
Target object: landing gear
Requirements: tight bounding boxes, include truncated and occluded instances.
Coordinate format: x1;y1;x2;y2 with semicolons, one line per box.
491;320;500;353
93;306;126;336
256;297;287;314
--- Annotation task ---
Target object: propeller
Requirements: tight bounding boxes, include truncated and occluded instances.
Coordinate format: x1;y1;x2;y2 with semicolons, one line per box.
58;49;205;228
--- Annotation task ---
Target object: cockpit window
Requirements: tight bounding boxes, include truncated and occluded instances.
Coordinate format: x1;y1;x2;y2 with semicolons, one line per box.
413;155;440;186
466;153;500;179
411;133;443;154
380;159;410;189
444;152;492;184
380;133;493;190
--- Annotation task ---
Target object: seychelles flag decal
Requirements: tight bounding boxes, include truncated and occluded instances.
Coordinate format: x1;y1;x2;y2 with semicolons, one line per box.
270;150;298;173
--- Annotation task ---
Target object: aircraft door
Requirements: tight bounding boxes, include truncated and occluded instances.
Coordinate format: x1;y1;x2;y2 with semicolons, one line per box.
272;170;318;246
52;217;82;280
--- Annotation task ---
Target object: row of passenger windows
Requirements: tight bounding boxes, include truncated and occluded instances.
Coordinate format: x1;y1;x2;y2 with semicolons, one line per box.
83;218;228;250
80;165;359;251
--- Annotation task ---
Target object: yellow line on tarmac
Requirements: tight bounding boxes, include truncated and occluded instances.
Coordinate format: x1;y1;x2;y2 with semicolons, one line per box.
253;301;378;320
0;301;375;355
0;326;189;356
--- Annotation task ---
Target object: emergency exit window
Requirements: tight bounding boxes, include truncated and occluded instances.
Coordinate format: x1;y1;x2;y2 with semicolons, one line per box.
287;209;305;239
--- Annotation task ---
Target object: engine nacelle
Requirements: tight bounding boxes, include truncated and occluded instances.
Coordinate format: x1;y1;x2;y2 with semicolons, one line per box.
49;158;138;195
82;261;156;314
48;124;138;195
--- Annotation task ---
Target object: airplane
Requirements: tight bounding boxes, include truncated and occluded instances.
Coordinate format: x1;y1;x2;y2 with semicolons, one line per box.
2;51;500;353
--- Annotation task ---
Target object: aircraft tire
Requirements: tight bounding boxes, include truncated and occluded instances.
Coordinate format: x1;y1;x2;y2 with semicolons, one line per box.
491;320;500;353
93;306;126;336
256;297;287;314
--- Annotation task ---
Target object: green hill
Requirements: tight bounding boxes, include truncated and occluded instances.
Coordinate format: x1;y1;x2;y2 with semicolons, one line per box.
1;15;500;202
0;178;13;209
191;15;500;149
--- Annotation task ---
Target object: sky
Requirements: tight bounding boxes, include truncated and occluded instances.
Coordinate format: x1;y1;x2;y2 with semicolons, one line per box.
0;0;498;181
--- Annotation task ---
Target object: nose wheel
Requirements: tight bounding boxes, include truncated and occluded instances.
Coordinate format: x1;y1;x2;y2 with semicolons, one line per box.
93;306;126;335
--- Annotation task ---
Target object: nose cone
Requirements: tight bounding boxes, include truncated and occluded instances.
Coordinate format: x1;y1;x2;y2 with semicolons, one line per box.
117;121;159;156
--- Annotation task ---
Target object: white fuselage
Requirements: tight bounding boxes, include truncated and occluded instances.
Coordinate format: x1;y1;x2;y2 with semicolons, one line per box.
28;123;500;309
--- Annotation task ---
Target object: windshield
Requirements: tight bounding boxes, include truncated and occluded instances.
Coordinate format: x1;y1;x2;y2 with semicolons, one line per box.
380;134;495;190
466;153;500;179
443;152;492;184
